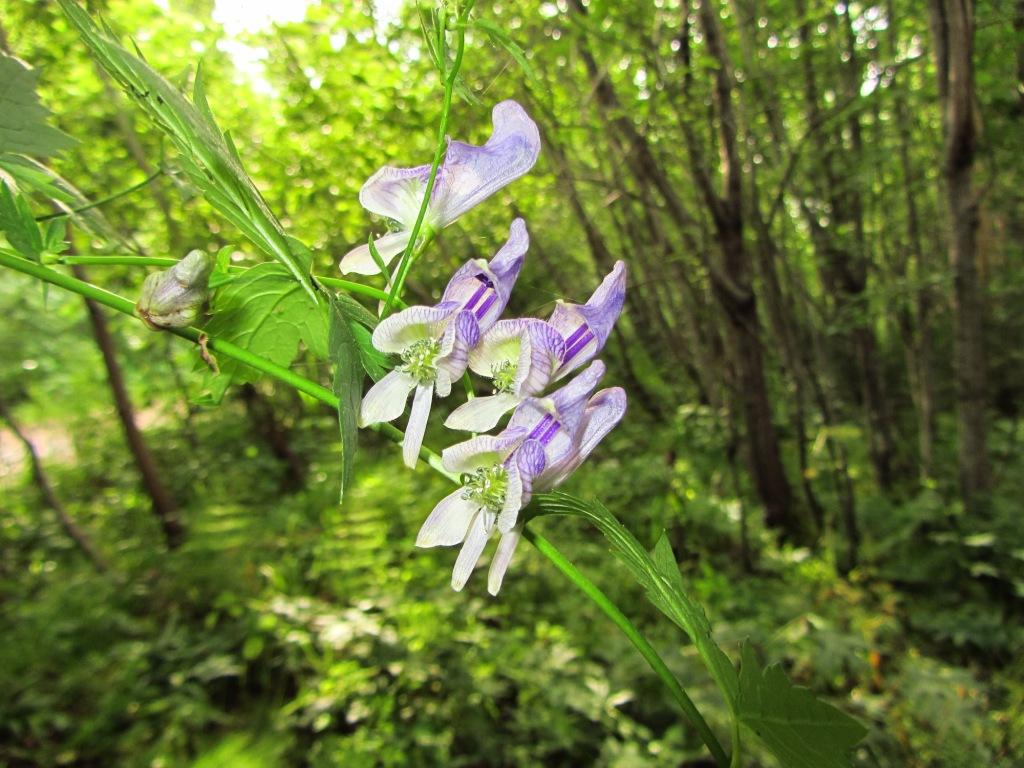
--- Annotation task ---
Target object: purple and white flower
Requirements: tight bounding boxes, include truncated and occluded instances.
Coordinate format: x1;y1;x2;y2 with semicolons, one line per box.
340;100;541;275
360;220;528;467
444;261;627;433
417;361;627;594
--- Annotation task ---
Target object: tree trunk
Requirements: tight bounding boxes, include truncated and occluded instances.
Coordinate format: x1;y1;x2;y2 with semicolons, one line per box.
683;0;801;536
239;383;307;492
71;262;185;547
888;0;937;479
0;397;110;573
930;0;990;508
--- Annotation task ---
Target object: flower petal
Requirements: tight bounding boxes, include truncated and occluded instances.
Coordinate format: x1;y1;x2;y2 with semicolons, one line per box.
487;527;522;596
468;319;527;377
542;387;627;489
431;103;540;226
441;219;528;331
436;310;481;395
496;461;524;533
402;383;433;468
444;392;521;432
516;320;565;396
441;428;528;474
451;511;494;591
371;302;460;354
550;261;627;376
359;370;417;426
338;230;411;275
416;490;479;547
359;164;433;226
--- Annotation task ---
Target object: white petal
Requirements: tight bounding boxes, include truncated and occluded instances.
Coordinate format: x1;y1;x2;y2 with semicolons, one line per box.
444;393;520;432
339;231;411;275
496;463;524;533
371;303;459;354
440;428;528;474
359;164;432;226
451;511;493;591
359;370;417;426
416;490;479;547
467;320;525;376
402;384;433;468
487;527;522;596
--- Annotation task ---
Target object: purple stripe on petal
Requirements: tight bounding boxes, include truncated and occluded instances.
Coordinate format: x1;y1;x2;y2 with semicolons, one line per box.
539;420;561;446
528;413;553;440
562;330;595;364
463;281;490;311
563;324;589;348
474;292;498;320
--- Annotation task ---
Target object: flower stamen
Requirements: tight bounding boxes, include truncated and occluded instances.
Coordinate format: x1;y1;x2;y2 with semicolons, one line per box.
460;465;508;513
401;338;441;384
491;360;517;394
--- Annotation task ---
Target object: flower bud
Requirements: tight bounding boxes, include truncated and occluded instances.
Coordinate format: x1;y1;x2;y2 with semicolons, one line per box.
137;249;213;330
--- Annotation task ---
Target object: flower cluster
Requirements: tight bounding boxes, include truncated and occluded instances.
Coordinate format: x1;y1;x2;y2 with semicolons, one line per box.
347;101;627;594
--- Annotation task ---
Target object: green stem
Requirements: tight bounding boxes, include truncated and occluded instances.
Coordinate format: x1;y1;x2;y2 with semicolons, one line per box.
381;4;472;316
56;255;401;306
0;251;726;766
522;528;730;767
730;718;742;768
35;168;164;222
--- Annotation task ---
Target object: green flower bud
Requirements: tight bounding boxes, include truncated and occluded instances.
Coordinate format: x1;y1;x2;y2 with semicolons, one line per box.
137;249;213;330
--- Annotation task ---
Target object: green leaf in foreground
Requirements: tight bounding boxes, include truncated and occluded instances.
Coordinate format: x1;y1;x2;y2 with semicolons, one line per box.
57;0;317;303
534;493;739;712
329;297;363;502
0;181;44;261
737;642;867;768
202;263;327;402
0;54;75;158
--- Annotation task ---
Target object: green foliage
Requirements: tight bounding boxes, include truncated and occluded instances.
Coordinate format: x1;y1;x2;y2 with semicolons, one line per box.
57;0;316;302
201;263;327;402
737;642;867;768
328;295;365;501
0;52;75;157
0;181;44;261
536;493;740;715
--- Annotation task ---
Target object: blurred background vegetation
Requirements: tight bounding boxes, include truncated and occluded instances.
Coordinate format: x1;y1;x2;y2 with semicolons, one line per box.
1;0;1022;765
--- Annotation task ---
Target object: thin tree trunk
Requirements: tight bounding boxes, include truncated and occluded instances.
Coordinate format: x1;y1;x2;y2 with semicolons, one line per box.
677;0;801;537
239;383;307;492
930;0;990;508
71;261;185;547
0;398;109;573
888;0;937;478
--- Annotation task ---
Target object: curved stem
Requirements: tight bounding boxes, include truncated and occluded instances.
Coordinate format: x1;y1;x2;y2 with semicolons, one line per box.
523;528;729;767
35;168;164;222
56;255;401;306
0;250;725;766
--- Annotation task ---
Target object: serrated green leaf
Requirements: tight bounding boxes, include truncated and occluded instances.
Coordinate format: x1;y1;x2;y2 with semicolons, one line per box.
738;642;867;768
535;493;739;712
0;181;44;261
329;296;363;502
202;263;328;402
0;54;76;158
58;0;317;303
